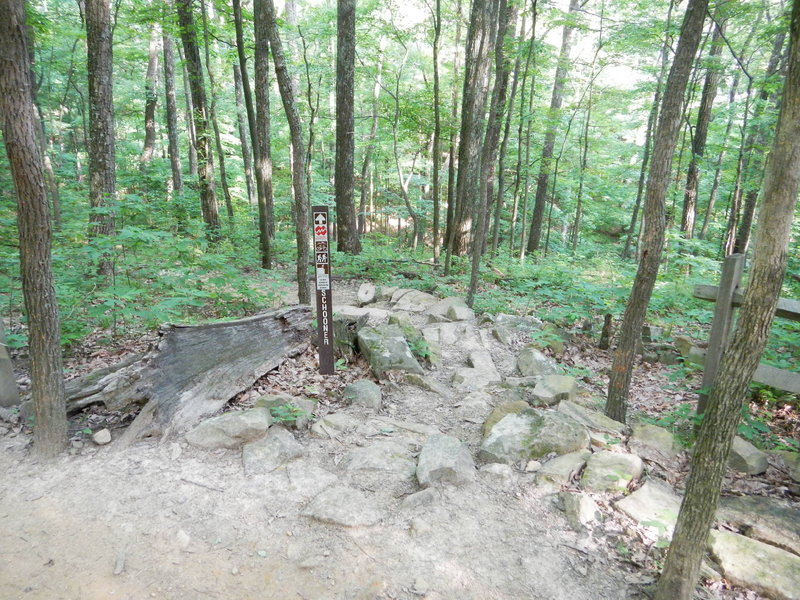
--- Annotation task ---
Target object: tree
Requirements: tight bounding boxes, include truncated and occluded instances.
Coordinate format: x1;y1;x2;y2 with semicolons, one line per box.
0;0;67;458
162;28;183;195
140;23;161;165
605;0;709;423
334;0;361;254
85;0;117;274
263;0;310;304
655;1;800;595
176;0;221;242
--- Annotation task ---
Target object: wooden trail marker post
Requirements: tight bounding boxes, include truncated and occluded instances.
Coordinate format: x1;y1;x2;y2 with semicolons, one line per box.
313;206;335;374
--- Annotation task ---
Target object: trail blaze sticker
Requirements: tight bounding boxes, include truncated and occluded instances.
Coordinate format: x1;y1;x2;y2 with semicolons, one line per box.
312;206;334;375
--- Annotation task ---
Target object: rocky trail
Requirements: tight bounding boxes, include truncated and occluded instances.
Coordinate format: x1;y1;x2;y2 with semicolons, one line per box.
1;281;798;600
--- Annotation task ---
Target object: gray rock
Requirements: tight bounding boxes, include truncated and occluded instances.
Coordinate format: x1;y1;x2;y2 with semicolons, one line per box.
558;400;626;436
717;495;800;557
480;463;515;485
242;426;304;476
453;350;502;391
91;428;112;445
286;462;339;499
559;491;601;531
728;436;769;475
421;321;477;346
357;325;424;379
310;412;360;439
641;325;664;343
503;376;541;389
185;408;272;450
426;296;469;319
479;410;590;464
392;290;440;312
400;488;438;510
482;401;530;437
0;327;20;408
404;373;450;397
447;304;475;321
375;285;399;302
531;375;578;406
517;348;558;377
495;313;543;333
628;422;682;465
416;434;476;488
333;304;391;327
342;379;382;410
709;529;800;600
342;441;417;479
536;450;591;486
492;326;512;345
615;480;682;541
581;450;644;493
775;451;800;483
302;486;382;527
357;282;376;306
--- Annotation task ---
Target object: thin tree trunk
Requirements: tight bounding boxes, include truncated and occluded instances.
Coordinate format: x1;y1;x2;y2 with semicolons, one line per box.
176;0;220;242
432;0;443;262
233;63;255;207
443;0;463;275
85;0;117;275
0;0;67;458
655;3;800;595
263;0;310;303
140;23;160;165
178;45;198;177
358;42;384;235
162;30;183;194
605;0;708;423
526;0;579;254
253;0;274;267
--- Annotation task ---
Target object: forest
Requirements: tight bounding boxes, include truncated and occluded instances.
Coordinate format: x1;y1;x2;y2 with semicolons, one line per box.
1;0;800;596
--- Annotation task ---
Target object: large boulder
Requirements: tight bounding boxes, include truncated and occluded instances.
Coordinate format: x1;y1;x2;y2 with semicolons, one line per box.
482;401;530;437
479;410;590;464
530;375;578;406
242;426;304;476
185;408;272;449
425;297;474;321
453;350;502;391
357;325;424;379
709;529;800;600
416;434;476;488
342;379;382;410
580;450;643;493
392;290;440;313
536;450;591;486
516;348;559;377
558;401;626;437
615;480;682;541
717;495;800;557
728;436;769;475
628;422;682;465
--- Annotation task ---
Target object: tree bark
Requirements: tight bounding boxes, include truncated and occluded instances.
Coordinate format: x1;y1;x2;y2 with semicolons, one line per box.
140;23;161;165
178;44;198;177
85;0;117;275
334;0;361;254
0;0;67;457
233;63;256;207
254;0;275;268
526;0;579;254
432;0;443;262
358;42;384;235
263;0;310;304
605;0;708;423
176;0;221;242
162;30;183;194
656;2;800;595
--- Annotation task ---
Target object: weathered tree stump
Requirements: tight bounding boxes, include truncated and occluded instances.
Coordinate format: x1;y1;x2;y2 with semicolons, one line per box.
64;306;311;443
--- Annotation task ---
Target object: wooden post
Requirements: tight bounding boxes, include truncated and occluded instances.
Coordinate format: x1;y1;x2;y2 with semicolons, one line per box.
697;253;744;415
313;206;335;374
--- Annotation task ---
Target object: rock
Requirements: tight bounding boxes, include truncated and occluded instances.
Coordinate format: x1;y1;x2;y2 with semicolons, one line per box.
416;434;476;488
242;426;304;476
422;321;478;346
537;323;568;355
357;325;424;379
342;379;382;410
447;304;475;321
559;491;601;531
455;391;492;422
502;376;541;389
728;436;769;475
628;422;682;465
310;412;360;439
404;374;450;397
615;480;682;541
479;410;590;464
774;450;800;483
531;375;578;406
482;401;530;437
400;488;438;511
302;486;382;527
495;313;543;333
717;495;800;557
342;441;417;479
480;463;514;485
673;335;694;358
558;401;626;436
286;462;339;499
517;348;559;377
410;517;432;537
425;296;470;319
91;428;112;445
185;408;272;450
526;460;542;472
357;283;376;306
581;451;644;493
375;285;399;302
536;451;591;486
641;325;664;343
709;529;800;600
333;305;392;327
0;327;20;408
492;326;512;345
453;350;502;391
392;290;440;312
254;395;315;429
373;417;440;436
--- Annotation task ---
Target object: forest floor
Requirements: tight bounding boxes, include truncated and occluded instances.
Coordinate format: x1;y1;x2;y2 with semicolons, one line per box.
0;278;795;600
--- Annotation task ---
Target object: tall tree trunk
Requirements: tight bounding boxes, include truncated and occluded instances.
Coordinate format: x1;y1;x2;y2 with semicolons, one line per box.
680;20;723;238
526;0;579;254
0;0;67;457
605;0;708;423
85;0;117;275
468;0;517;306
358;42;384;235
656;3;800;595
178;45;198;177
162;30;183;194
263;0;310;303
334;0;361;253
253;0;274;268
443;0;463;275
140;23;160;165
432;0;443;262
176;0;221;242
233;63;255;207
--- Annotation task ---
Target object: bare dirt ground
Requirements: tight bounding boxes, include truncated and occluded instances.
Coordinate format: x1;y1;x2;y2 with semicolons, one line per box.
0;280;787;600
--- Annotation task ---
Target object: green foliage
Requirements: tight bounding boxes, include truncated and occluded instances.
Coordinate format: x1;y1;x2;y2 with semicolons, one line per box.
644;402;701;447
269;404;310;425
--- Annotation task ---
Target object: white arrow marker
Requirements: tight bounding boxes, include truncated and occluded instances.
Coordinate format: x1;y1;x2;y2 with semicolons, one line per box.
315;213;326;225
